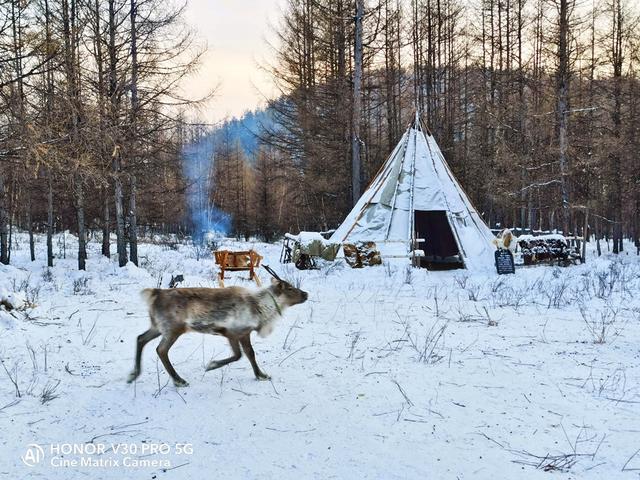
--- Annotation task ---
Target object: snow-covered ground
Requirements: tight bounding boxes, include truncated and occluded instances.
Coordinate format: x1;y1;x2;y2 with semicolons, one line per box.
1;232;639;479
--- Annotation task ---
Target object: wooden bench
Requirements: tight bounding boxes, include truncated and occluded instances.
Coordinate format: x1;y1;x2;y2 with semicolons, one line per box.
214;250;263;287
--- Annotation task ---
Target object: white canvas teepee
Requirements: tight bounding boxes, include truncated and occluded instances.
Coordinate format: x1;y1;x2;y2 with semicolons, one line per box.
330;113;495;270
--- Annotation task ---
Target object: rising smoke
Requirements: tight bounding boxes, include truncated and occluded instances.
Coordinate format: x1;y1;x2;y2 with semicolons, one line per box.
181;135;231;243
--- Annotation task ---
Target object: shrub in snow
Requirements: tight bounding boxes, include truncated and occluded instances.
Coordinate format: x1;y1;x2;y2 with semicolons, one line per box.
579;305;623;344
72;277;92;295
41;268;54;283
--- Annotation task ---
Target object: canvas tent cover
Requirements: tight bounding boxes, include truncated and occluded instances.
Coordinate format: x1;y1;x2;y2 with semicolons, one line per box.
330;115;495;270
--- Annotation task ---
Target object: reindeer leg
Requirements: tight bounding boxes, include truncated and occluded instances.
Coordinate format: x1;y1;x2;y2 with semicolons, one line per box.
239;334;270;380
205;337;241;371
156;331;188;387
127;328;160;383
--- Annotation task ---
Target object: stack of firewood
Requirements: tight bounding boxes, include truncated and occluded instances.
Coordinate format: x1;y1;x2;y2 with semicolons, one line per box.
343;241;382;268
518;236;581;266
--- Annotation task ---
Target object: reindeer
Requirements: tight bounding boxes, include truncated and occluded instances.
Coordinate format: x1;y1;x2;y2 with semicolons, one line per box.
127;266;308;386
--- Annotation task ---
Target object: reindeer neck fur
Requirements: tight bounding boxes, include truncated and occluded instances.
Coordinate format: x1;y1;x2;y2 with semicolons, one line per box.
254;287;285;337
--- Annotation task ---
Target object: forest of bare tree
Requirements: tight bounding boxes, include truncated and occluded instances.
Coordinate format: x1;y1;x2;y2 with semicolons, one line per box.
255;0;640;252
1;0;639;270
0;0;207;268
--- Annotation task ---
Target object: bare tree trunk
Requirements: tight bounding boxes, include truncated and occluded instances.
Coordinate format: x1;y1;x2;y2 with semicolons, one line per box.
0;173;8;265
113;148;127;267
128;0;139;265
108;0;127;267
93;0;109;260
102;189;110;257
43;0;54;269
611;0;623;253
75;176;86;270
62;0;85;269
27;192;34;261
8;184;13;264
556;0;571;234
384;0;400;150
129;175;138;265
47;170;54;267
582;209;588;262
351;0;364;206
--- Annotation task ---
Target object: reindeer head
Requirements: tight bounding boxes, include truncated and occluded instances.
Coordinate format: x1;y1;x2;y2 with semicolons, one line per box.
263;265;308;306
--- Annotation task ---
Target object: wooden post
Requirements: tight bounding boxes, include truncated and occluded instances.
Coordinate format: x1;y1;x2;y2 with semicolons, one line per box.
217;250;228;287
351;0;364;205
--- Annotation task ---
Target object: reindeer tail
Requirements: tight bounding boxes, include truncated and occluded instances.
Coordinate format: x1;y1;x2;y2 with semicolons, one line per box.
140;288;159;307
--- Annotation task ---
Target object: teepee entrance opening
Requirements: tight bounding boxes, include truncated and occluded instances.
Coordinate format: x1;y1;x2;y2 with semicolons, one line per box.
414;210;464;270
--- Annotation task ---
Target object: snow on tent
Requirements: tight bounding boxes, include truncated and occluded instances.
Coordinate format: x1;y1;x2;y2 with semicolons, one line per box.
330;113;495;270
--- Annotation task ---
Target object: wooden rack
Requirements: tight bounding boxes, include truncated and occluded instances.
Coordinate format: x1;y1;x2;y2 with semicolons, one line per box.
214;250;263;287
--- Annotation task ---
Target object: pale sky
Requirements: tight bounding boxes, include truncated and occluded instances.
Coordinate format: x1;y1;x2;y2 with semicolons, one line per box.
182;0;284;124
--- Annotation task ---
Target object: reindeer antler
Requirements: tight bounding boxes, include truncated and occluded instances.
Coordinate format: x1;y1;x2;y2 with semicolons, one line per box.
262;265;282;281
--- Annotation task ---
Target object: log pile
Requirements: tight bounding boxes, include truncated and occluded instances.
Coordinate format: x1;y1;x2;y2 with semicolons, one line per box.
517;235;581;266
343;241;382;268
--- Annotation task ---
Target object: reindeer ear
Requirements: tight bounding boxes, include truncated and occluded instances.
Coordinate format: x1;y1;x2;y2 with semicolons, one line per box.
271;277;279;285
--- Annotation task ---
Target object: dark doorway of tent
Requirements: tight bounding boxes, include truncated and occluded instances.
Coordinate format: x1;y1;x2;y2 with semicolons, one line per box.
414;210;464;270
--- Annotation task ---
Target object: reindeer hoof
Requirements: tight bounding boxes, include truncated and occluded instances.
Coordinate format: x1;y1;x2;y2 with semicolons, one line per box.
256;373;271;381
127;371;139;383
174;378;189;387
205;360;222;371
